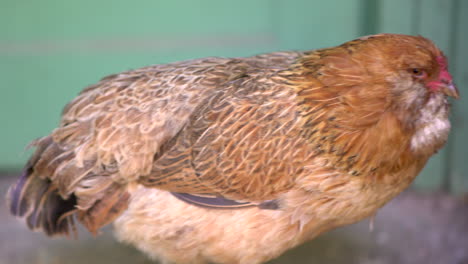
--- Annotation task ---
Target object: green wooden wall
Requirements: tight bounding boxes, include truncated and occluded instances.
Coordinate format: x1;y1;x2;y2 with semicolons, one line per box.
0;0;467;193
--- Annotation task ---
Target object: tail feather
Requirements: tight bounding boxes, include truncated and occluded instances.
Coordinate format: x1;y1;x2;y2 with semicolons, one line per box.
7;151;78;237
8;136;130;237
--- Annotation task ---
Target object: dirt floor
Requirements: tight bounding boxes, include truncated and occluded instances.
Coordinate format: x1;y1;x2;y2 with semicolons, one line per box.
1;172;467;264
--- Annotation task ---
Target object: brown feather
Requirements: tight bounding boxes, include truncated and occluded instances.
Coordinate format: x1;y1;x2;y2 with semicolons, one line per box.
7;34;457;263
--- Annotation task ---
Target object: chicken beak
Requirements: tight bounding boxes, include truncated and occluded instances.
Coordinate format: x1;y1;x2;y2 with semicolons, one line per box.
441;82;460;99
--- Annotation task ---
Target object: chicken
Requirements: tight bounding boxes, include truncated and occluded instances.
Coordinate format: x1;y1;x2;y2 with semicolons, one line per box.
7;33;459;264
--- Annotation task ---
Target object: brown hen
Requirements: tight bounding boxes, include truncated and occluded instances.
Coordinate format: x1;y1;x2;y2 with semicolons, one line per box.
7;34;459;264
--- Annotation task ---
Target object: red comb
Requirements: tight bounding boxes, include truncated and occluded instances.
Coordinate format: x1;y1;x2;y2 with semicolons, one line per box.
436;56;452;82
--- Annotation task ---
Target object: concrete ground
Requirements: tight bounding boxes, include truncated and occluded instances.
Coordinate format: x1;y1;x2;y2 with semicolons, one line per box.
1;173;467;264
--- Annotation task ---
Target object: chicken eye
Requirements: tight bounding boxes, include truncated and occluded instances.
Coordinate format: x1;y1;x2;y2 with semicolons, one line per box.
409;68;426;78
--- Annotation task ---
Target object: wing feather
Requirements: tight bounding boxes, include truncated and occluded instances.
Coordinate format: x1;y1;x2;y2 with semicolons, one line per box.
140;75;316;202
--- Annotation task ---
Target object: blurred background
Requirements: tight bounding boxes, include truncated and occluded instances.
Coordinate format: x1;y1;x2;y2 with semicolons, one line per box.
0;0;467;263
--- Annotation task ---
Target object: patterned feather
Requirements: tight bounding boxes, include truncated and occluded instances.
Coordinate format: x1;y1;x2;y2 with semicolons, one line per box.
7;34;458;263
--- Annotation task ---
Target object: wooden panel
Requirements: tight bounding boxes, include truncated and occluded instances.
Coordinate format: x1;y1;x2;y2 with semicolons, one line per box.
359;0;380;35
0;0;277;169
418;0;454;51
273;0;361;50
0;0;364;169
449;0;468;194
379;0;415;35
0;0;273;41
